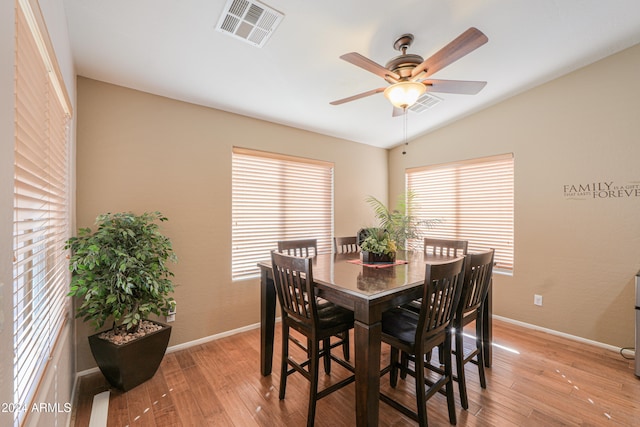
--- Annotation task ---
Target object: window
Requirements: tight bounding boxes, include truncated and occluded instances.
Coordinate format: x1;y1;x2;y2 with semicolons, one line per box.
406;153;514;270
232;147;334;280
13;0;72;424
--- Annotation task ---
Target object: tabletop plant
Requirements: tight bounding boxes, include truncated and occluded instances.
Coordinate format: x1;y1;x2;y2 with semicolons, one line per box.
360;227;397;256
66;211;177;334
365;192;437;252
359;227;398;264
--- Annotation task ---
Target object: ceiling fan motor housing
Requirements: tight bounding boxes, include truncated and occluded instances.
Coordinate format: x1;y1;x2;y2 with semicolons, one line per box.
385;54;424;79
385;33;424;80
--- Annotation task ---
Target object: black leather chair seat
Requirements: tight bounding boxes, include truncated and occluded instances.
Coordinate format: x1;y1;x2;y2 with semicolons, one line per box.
382;307;420;345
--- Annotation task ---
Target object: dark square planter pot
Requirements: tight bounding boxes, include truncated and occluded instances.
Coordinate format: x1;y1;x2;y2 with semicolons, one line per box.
88;321;171;391
361;251;396;264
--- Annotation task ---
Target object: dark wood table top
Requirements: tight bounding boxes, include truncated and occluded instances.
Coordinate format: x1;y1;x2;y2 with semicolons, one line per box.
259;250;459;301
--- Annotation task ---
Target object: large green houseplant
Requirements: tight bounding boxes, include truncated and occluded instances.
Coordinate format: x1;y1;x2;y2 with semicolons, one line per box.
66;211;177;390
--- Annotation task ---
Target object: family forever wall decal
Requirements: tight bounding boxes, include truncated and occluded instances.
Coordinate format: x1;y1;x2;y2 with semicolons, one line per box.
563;180;640;200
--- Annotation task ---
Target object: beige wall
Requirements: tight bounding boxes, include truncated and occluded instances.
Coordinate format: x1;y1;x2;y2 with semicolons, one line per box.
389;43;640;348
75;77;388;370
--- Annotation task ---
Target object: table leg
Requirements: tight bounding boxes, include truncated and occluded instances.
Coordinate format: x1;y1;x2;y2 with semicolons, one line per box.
354;318;382;427
482;278;492;367
261;269;276;376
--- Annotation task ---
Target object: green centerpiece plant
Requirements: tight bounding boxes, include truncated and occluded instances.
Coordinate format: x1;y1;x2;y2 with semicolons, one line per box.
360;227;397;264
360;193;439;263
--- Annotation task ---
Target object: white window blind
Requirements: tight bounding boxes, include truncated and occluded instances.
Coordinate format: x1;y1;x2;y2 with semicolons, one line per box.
13;0;72;424
406;153;514;270
232;147;334;280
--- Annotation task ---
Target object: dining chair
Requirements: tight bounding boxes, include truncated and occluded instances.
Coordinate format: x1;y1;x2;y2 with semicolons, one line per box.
333;236;359;253
453;249;494;410
277;238;318;257
403;237;469;313
277;238;350;361
400;239;474;381
424;237;468;257
270;251;355;427
379;258;466;427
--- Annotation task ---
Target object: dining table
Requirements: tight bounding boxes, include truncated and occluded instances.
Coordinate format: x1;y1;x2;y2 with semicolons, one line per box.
258;250;492;427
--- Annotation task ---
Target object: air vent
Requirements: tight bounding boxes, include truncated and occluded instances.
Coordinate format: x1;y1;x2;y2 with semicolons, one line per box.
409;93;443;114
216;0;284;48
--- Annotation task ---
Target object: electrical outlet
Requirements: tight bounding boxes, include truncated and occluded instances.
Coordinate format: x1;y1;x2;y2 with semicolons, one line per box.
166;301;177;322
534;294;543;306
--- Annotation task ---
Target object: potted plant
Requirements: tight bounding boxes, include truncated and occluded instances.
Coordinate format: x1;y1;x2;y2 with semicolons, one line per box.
360;193;440;263
66;211;177;391
360;228;397;264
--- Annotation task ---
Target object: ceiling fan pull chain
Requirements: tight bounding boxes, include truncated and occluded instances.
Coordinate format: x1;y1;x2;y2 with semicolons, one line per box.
402;108;409;155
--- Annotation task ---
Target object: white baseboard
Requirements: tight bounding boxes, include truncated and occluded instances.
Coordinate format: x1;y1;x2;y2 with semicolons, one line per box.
493;315;634;356
165;321;262;353
75;366;101;378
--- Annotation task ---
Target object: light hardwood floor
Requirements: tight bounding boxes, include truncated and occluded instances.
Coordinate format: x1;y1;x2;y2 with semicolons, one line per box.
70;318;640;426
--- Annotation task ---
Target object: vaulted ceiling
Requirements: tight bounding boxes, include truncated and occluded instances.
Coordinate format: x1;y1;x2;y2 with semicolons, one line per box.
63;0;640;149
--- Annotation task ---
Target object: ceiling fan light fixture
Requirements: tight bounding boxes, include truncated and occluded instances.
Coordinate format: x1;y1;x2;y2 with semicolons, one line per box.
383;81;426;109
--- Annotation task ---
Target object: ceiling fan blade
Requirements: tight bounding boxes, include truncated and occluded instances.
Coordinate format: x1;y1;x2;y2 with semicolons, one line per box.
422;79;487;95
411;27;488;79
330;88;385;105
340;52;400;82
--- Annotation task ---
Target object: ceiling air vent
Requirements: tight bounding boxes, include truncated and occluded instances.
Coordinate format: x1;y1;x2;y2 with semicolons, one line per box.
216;0;284;48
409;93;443;114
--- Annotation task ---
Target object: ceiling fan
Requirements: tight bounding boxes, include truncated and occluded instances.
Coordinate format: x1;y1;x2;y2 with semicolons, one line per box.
330;27;489;116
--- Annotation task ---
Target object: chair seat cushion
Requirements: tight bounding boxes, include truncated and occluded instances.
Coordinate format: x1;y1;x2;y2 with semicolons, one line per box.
382;307;419;345
402;299;422;313
316;297;332;308
317;302;354;329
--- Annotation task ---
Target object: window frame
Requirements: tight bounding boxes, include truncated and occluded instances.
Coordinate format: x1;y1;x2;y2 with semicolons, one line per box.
13;0;72;424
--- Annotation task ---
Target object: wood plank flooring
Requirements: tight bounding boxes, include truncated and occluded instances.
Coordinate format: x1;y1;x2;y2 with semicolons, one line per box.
69;319;640;426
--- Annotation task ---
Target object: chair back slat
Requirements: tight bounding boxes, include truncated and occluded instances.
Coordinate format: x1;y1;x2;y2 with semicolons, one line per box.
458;249;494;317
424;238;468;257
417;258;465;342
277;239;318;257
334;236;359;253
271;251;317;325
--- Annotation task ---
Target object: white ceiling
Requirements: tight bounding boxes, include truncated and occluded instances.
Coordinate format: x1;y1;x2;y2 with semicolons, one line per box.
62;0;640;149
